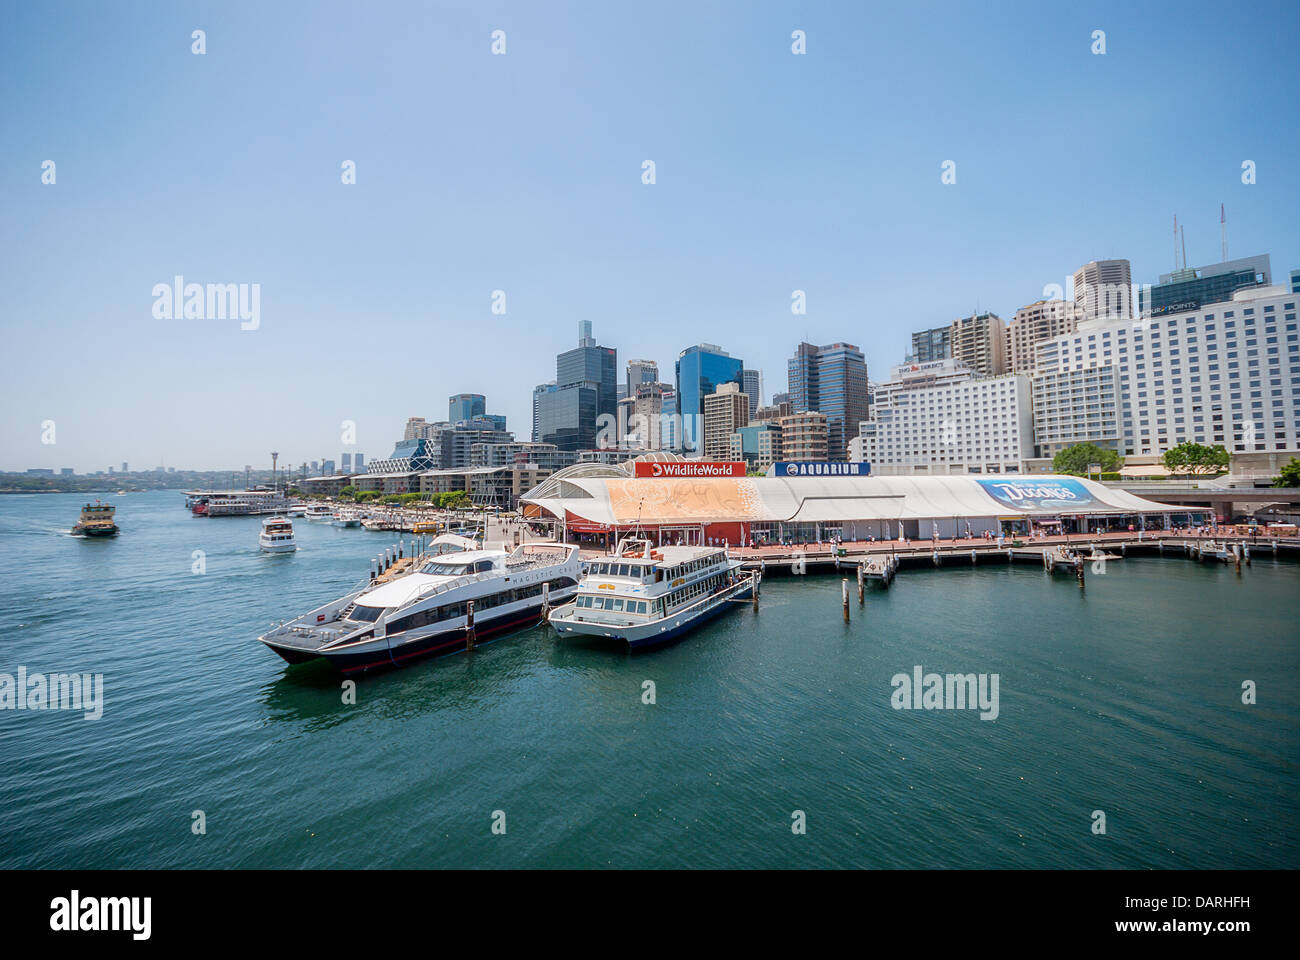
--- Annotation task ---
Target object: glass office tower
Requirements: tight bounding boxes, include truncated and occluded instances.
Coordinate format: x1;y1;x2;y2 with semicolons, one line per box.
675;344;743;453
449;393;486;422
788;341;869;460
537;322;618;451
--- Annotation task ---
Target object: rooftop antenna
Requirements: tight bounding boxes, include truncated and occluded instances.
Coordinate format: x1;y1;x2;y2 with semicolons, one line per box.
1221;203;1228;262
1180;225;1187;273
1173;214;1179;269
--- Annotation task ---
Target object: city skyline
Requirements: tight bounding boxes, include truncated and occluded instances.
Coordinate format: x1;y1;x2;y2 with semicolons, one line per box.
4;1;1298;471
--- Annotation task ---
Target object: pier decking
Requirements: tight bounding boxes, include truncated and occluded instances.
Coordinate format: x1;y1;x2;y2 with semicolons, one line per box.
730;530;1300;583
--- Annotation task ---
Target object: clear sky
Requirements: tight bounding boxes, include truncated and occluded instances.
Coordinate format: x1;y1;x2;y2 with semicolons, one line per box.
3;0;1298;472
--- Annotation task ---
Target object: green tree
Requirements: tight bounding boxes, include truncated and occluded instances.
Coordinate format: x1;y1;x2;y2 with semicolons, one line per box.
1162;442;1230;476
1275;457;1300;488
338;485;357;500
1052;443;1121;476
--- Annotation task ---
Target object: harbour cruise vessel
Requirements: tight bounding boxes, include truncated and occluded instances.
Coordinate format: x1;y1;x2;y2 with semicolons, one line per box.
188;490;291;517
303;503;334;521
71;501;118;537
549;538;759;650
258;542;581;674
258;517;297;553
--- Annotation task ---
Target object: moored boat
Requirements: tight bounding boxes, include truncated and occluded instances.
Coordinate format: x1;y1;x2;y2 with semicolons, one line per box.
258;541;581;673
549;538;759;650
303;503;334;522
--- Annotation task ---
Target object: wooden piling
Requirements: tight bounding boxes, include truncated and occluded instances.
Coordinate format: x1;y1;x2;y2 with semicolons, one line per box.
466;599;477;649
857;563;865;604
842;579;850;623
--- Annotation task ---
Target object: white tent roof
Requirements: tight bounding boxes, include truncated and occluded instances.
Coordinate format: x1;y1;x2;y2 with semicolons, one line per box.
522;474;1195;527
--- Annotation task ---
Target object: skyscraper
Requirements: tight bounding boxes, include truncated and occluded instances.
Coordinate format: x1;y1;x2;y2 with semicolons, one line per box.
950;312;1006;377
911;326;952;363
449;393;486;423
742;368;762;419
703;382;749;460
536;322;618;451
787;342;869;460
1073;259;1133;321
1005;300;1081;374
626;359;659;398
675;344;743;453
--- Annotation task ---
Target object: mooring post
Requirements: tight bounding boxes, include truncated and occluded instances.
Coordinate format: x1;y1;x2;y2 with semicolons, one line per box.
541;581;550;620
370;558;377;583
752;572;759;610
1076;557;1085;587
842;579;850;623
466;599;476;649
857;562;865;604
1244;545;1251;567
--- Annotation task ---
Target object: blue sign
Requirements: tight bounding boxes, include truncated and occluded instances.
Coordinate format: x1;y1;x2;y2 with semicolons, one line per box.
774;462;870;477
975;477;1095;511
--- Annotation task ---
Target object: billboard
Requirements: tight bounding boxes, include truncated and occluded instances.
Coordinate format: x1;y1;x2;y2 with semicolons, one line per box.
773;462;870;477
633;461;746;478
974;477;1095;511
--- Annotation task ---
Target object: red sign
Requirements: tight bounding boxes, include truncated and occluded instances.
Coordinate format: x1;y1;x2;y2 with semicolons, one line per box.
633;461;746;478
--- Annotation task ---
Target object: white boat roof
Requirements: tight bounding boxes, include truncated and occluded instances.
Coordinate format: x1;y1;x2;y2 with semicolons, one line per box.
355;549;508;609
595;545;722;567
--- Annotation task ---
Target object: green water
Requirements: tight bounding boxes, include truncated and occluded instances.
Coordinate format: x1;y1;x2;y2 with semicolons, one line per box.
0;492;1295;868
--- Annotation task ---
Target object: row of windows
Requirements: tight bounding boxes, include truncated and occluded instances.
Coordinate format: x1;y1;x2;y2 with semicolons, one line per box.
382;576;577;633
577;594;653;615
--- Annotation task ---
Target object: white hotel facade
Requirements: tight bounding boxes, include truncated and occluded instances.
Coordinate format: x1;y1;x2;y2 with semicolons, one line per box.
1032;284;1300;459
849;360;1034;474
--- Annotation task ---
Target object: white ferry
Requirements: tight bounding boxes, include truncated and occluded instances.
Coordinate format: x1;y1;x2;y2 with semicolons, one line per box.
549;538;759;650
258;542;581;674
303;503;334;522
258;516;297;553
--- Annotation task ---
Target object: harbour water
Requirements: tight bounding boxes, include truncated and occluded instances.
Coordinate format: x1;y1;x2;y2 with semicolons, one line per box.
1;491;1295;868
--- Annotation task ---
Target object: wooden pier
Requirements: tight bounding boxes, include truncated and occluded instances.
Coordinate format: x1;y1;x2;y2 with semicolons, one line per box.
735;532;1299;584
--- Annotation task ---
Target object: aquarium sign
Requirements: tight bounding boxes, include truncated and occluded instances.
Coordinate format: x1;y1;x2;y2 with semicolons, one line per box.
975;477;1095;511
774;462;869;477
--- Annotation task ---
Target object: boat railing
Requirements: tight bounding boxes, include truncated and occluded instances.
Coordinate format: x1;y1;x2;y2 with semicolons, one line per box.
565;568;755;625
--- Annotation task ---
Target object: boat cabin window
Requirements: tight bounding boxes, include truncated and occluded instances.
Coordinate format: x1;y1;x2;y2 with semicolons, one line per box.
349;605;387;623
419;560;473;575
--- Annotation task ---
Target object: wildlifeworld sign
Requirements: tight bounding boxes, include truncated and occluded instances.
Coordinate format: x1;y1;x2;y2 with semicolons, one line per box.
633;461;746;478
974;477;1096;512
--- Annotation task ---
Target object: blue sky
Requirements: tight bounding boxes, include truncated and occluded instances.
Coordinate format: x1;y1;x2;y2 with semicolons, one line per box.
3;0;1298;471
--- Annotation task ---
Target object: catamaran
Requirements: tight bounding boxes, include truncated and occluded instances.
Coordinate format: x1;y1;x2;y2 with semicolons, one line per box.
258;541;581;674
548;538;759;650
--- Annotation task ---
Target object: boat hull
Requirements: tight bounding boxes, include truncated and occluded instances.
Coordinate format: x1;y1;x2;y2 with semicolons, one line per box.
318;600;565;674
553;578;755;651
73;525;118;537
259;541;297;553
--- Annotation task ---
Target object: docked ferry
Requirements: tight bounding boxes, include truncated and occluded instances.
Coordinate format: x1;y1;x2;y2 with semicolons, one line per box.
71;501;118;537
303;503;334;522
548;538;759;650
258;516;297;553
257;542;581;674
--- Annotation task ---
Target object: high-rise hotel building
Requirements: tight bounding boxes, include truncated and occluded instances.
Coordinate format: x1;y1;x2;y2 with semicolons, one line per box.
1073;259;1133;321
1005;300;1082;374
850;367;1034;475
1032;284;1299;458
